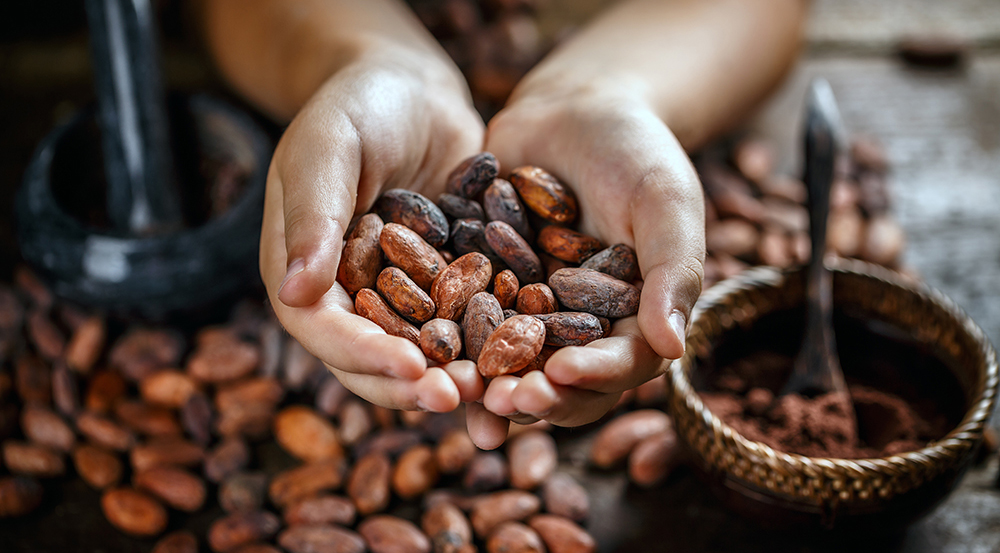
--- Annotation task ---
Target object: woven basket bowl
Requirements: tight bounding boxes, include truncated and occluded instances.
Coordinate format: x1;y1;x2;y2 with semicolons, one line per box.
667;258;998;530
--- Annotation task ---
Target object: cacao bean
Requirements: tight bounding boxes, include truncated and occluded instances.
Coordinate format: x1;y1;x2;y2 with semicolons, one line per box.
471;490;541;537
21;404;75;452
347;452;392;515
509;166;578;225
548;268;640;318
337;213;387;296
507;430;556;490
533;313;603;347
537;226;602;264
73;443;122;489
153;531;198;553
215;377;284;413
461;292;504;363
284;494;356;526
84;370;126;414
541;473;589;522
392;444;439;499
579;244;638;282
15;353;51;404
438;193;486;221
477;315;545;378
706;218;759;259
378;267;436;324
110;328;183;382
446;152;499;199
181;391;214;446
204;437;250;483
355;288;421;344
3;441;64;477
187;330;259;384
77;411;135;451
269;459;347;508
140;369;199;408
101;488;168;537
51;363;80;416
359;515;431;553
431;253;493;321
420;319;463;364
590;409;671;468
493;269;519;310
484;178;533;241
208;510;281;552
338;399;374;446
422;501;473;553
131;437;205;471
27;310;65;361
486;521;544;553
374;189;450;248
628;428;681;487
464;451;508;492
135;465;207;512
528;515;596;553
274;406;343;463
515;283;557;315
380;223;447;290
279;524;366;553
115;400;182;438
64;315;105;373
435;429;476;474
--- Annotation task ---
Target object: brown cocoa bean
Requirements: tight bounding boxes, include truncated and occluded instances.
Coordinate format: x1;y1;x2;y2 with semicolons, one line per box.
279;524;366;553
486;522;544;553
700;166;765;223
760;175;807;204
359;515;431;553
461;292;504;363
435;429;476;474
541;473;588;522
187;330;259;383
464;451;508;492
347;452;392;515
233;544;282;553
509;166;578;225
528;515;596;553
548;268;640;318
15;353;51;404
420;319;463;364
115;400;182;437
518;345;557;375
533;313;603;347
0;476;43;517
706;218;759;259
450;218;501;264
3;441;64;477
182;391;214;446
378;267;436;324
110;328;183;382
580;244;638;282
757;228;793;268
215;378;284;412
423;501;473;553
590;409;671;468
628;428;681;487
355;288;421;344
153;530;198;553
14;266;53;310
732;138;774;183
862;214;905;267
375;189;450;248
73;443;122;489
354;429;422;458
51;363;80;416
215;402;274;439
503;309;518;320
270;459;347;508
77;411;135;451
135;466;207;512
131;437;205;471
274;406;343;463
27;310;65;361
208;510;281;552
284;494;356;526
431;252;493;321
392;444;439;499
219;471;268;513
102;488;168;537
380;223;447;290
537;226;602;264
827;206;865;258
338;399;374;446
63;315;105;373
316;376;350;416
471;490;541;537
761;196;808;234
507;430;556;490
493;269;519;310
438;193;486;221
140;369;199;408
85;370;126;414
446;152;499;199
477;315;545;378
515;283;557;315
205;437;250;483
21;404;75;452
484;178;533;241
338;214;386;296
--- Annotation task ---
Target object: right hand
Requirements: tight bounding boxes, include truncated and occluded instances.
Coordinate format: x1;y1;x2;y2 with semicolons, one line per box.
259;50;485;414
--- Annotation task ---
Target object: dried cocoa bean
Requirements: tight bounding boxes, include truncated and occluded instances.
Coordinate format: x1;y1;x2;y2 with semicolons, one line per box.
21;404;75;452
509;166;578;225
706;218;759;259
548;268;640;318
181;391;214;446
503;309;518;320
27;310;65;361
477;315;545;378
757;228;793;268
533;313;604;347
484;178;533;241
628;428;681;487
380;223;447;290
153;531;198;553
131;437;205;471
463;451;508;492
493;269;519;310
446;152;499;199
140;369;199;408
269;459;347;508
420;319;463;364
232;544;282;553
0;476;43;517
51;363;79;416
135;465;207;512
3;441;64;477
347;452;392;515
64;315;105;373
590;409;671;468
15;353;51;404
77;411;135;451
431;252;493;321
761;196;808;234
359;515;432;553
354;429;422;458
435;429;476;474
187;330;259;383
541;473;588;522
515;283;557;315
208;510;281;552
274;406;343;463
278;524;366;553
316;376;350;416
84;370;126;414
215;401;274;439
537;226;602;264
580;244;638;282
219;471;268;513
204;437;250;483
759;175;807;204
355;288;421;344
461;292;504;363
486;522;544;553
827;206;864;258
507;430;556;490
73;443;122;489
732;138;774;183
450;218;499;262
102;488;168;537
438;193;486;221
392;444;439;499
862;214;905;267
332;215;384;297
378;267;436;324
700;166;765;223
423;501;473;553
110;328;183;382
284;494;356;526
528;515;596;553
115;400;182;437
338;399;374;446
375;189;450;248
215;378;284;412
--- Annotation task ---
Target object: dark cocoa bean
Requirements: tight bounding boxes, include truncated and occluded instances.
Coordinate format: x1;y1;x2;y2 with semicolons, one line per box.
542;473;589;522
446;152;499;199
374;189;450;248
219;471;268;513
181;391;214;446
461;292;504;363
110;328;183;382
438;193;486;221
580;244;638;282
509;166;578;225
533;313;604;347
484;179;533;241
205;437;250;483
548;268;640;318
484;221;543;284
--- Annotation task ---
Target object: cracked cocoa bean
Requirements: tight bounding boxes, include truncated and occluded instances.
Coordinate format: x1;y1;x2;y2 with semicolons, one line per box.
477;315;545;378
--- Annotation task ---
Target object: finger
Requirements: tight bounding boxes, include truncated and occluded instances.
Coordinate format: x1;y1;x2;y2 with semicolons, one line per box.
466;402;510;450
483;376;521;417
272;111;362;308
542;317;665;394
511;370;621;427
631;135;706;360
331;366;460;413
441;360;484;403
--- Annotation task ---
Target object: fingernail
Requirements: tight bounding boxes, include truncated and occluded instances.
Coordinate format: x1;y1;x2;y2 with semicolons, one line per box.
279;258;306;295
669;310;687;354
416;399;430;412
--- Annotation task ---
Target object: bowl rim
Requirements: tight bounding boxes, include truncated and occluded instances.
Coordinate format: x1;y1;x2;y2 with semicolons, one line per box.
668;258;999;509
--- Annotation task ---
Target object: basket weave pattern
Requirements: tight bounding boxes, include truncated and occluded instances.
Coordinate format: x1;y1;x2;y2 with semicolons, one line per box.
667;260;999;510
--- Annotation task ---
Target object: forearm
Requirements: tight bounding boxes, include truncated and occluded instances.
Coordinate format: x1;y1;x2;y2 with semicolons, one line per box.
512;0;807;150
203;0;462;121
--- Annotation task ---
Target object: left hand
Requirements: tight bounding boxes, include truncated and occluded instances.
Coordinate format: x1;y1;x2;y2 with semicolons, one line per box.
467;87;706;448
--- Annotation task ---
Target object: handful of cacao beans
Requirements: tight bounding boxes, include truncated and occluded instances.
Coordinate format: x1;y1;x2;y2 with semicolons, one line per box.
339;152;642;379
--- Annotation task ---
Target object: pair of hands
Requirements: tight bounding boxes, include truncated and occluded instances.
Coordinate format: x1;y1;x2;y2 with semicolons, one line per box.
259;51;705;450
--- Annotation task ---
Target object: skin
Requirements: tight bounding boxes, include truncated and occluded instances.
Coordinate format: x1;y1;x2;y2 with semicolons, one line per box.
204;0;807;449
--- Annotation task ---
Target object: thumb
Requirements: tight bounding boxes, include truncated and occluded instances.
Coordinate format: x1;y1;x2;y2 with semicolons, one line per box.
274;114;362;307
